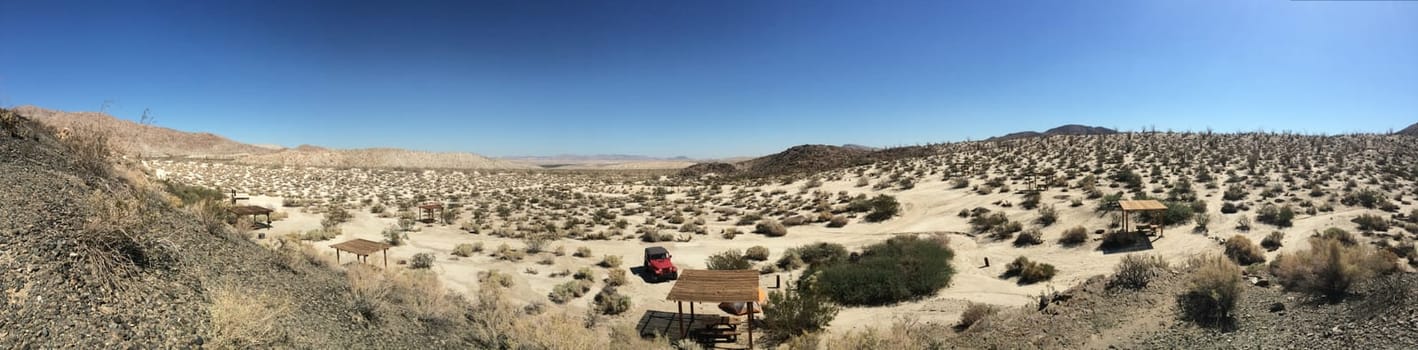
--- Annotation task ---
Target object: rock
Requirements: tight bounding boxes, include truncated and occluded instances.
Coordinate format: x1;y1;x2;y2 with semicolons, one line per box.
1270;303;1286;312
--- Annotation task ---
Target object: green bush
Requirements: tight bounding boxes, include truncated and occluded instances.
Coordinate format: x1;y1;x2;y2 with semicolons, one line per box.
1352;213;1390;232
813;235;954;305
1160;201;1194;226
1178;254;1243;326
864;195;901;222
1013;229;1043;247
1256;204;1295;227
745;246;770;261
1003;256;1056;285
706;249;753;270
762;285;840;344
778;242;849;270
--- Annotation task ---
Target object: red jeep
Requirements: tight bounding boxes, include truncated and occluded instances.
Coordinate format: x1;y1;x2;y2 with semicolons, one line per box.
643;246;678;282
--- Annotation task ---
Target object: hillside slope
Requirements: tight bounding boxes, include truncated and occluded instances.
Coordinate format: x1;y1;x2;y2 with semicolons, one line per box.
681;144;936;178
14;105;280;158
1399;122;1418;136
0;109;475;348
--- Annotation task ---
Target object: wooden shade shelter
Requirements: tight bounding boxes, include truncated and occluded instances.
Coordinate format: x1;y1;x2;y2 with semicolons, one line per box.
331;238;392;268
417;202;444;223
229;205;272;227
1118;200;1168;237
666;269;761;348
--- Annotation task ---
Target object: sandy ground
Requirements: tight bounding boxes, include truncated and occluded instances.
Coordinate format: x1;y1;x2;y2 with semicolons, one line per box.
234;168;1399;336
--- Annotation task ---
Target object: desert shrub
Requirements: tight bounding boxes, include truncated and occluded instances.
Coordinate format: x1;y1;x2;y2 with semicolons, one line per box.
762;285;840;344
1160;201;1194;226
410;253;435;269
1097;192;1123;212
756;219;788;237
1003;256;1056;285
957;303;998;330
479;270;514;288
383;225;408;246
1318;227;1357;245
864;194;901;222
1223;235;1266;265
721;227;741;239
1261;231;1284;251
1059;226;1089;246
814;235;954;305
1223;184;1247;201
827;215;849;228
1177;254;1243;326
1271;236;1400;302
971;212;1010;233
1255;204;1295;227
451;243;477;257
592;286;632;315
548;280;592;304
1036;204;1058;226
1220;202;1238;214
301;227;340;241
1352;213;1389;232
599;255;622;268
321;205;353;228
706;249;753;270
1013;229;1043;247
495;243;526;261
574;246;592;258
346;265;459;325
1342;188;1387;209
1236;216;1252;231
209;286;291;348
783;242;849;269
745;246;770;261
1109;254;1169;289
605;268;628;286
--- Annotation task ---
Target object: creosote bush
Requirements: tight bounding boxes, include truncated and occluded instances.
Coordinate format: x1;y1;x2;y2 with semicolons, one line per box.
745;246;770;261
756;219;788;237
1109;254;1168;290
1013;229;1043;247
864;194;901;222
1270;234;1400;302
410;253;435;269
706;249;753;270
957;302;998;330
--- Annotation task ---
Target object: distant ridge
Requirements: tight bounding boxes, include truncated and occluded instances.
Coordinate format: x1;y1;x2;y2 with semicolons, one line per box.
680;143;934;178
986;124;1117;141
1398;122;1418;136
14;105;281;158
235;147;537;170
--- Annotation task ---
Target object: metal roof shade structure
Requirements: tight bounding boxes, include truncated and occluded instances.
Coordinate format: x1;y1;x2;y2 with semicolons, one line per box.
666;269;762;348
1117;200;1168;237
330;238;393;268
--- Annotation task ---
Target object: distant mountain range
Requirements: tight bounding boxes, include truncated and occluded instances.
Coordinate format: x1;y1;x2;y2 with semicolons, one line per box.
1399;122;1418;136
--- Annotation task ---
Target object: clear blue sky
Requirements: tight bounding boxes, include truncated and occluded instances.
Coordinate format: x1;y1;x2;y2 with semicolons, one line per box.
2;1;1416;158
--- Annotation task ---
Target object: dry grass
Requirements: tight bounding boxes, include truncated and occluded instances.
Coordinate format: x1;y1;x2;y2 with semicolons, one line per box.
208;285;292;348
346;264;461;324
1178;254;1243;327
1270;235;1400;302
1223;235;1266;265
1108;253;1169;290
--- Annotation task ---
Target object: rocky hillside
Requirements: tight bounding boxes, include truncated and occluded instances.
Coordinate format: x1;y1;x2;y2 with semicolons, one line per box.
680;143;935;178
0;108;480;348
234;147;537;170
14;105;280;158
1399;122;1418;136
985;124;1118;142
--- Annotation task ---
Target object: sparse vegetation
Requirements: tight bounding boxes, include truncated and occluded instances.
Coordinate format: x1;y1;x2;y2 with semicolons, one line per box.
1178;254;1243;327
1271;234;1399;302
1059;226;1089;246
1003;256;1056;285
814;235;955;305
1109;254;1168;290
1223;235;1266;265
706;249;753;270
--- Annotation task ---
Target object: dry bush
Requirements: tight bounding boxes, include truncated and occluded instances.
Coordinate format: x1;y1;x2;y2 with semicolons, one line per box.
548;280;592;304
410;252;435;269
208;285;291;348
706;249;752;270
827;215;849;228
1352;213;1390;232
957;302;998;330
1013;228;1043;247
573;246;592;258
453;243;477;257
605;268;628;287
1270;235;1400;302
1109;254;1169;290
1059;226;1089;246
599;255;622;268
478;270;515;288
1177;254;1243;327
1261;231;1284;251
346;264;460;324
1036;204;1058;226
592;286;632;315
1003;256;1056;285
1223;235;1266;265
757;218;788;237
275;234;335;271
825;319;944;349
745;245;771;261
62;126;113;178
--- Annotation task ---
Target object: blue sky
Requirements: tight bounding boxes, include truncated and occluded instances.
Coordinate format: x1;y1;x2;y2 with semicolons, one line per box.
2;1;1416;158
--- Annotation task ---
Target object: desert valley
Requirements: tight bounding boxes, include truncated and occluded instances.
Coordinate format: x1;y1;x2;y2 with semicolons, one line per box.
3;106;1416;349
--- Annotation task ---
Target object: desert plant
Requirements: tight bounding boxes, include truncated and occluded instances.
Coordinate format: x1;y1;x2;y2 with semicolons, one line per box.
706;249;753;270
814;235;954;305
383;225;408;246
1013;229;1043;247
1261;231;1284;251
410;253;435;269
827;215;849;228
574;246;593;258
1255;204;1295;227
1177;254;1243;327
957;302;998;330
1060;225;1089;245
1109;254;1169;289
756;219;788;237
864;194;901;222
209;286;291;348
1036;204;1058;226
745;246;771;261
1352;213;1390;232
548;280;592;304
605;268;628;287
452;243;477;257
1003;256;1056;284
599;255;622;268
592;286;632;315
762;285;840;344
1223;235;1266;265
1271;235;1400;302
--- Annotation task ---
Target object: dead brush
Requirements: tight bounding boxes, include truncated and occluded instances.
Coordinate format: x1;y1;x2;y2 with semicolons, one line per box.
208;284;292;347
78;189;176;294
60;126;114;179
